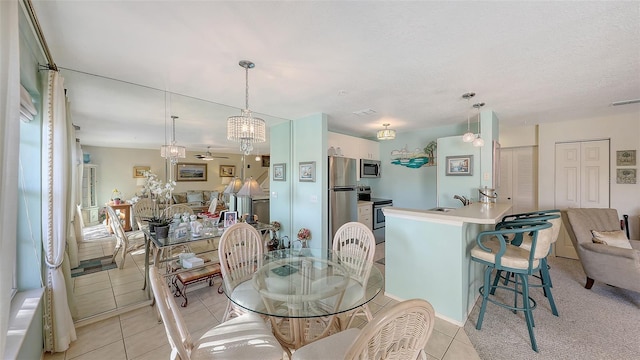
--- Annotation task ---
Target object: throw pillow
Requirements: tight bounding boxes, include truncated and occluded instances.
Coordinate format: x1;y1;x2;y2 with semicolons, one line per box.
172;193;187;204
187;191;204;203
591;230;633;249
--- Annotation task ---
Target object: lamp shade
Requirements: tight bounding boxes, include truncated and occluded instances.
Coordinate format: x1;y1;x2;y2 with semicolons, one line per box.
223;177;243;194
376;123;396;140
237;177;265;197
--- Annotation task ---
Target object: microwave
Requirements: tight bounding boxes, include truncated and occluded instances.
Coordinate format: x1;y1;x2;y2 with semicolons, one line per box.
360;159;381;178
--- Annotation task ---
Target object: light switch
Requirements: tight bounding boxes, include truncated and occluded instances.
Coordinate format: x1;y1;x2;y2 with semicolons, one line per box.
310;195;318;203
271;191;278;199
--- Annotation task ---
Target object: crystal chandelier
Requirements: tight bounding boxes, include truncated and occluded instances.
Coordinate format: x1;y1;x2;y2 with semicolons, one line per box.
160;115;186;165
377;123;396;140
227;60;266;155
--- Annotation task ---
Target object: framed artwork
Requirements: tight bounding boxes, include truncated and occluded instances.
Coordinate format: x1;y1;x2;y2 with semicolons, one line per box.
224;211;238;227
446;155;473;176
133;165;150;178
616;168;637;184
299;161;316;182
262;155;271;168
273;163;286;181
175;163;207;181
616;150;636;166
219;165;236;177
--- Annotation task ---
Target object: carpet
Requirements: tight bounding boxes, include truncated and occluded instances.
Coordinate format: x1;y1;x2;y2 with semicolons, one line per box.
71;255;117;277
376;258;385;265
464;256;640;360
82;224;112;241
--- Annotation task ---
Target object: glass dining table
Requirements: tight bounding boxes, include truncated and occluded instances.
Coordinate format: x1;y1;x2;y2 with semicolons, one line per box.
142;221;273;294
223;248;384;350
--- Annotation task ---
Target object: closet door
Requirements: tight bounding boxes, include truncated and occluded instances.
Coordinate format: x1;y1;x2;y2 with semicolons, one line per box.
555;140;610;259
498;147;537;216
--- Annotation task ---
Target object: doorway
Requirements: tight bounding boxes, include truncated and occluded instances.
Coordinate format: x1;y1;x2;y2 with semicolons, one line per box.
498;146;538;216
554;139;610;259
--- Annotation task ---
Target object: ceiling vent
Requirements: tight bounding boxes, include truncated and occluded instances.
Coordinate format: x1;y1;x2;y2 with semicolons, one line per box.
611;99;640;106
352;108;377;116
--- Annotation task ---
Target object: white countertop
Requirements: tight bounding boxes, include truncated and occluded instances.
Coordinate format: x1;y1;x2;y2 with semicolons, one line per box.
383;202;512;225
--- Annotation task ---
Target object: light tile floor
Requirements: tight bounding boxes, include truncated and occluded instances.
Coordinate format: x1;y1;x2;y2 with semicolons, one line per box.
47;240;481;360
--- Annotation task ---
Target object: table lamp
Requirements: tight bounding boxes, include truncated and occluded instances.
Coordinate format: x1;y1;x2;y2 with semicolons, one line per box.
222;177;243;211
237;177;264;224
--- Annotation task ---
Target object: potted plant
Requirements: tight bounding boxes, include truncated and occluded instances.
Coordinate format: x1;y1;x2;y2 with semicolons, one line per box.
142;171;176;233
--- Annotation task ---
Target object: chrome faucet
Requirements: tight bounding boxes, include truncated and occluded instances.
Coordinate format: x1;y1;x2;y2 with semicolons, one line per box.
454;195;470;206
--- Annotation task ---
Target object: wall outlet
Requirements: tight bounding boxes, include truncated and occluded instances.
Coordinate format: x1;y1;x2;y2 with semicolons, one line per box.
483;172;489;180
310;195;318;203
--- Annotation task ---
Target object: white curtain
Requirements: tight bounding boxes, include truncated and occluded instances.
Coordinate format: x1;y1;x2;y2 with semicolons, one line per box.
42;70;77;352
0;0;20;356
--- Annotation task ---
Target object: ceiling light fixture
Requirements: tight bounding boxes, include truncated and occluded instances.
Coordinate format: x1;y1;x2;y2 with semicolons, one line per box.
227;60;266;155
461;92;476;143
472;102;485;147
160;115;186;165
377;123;396;140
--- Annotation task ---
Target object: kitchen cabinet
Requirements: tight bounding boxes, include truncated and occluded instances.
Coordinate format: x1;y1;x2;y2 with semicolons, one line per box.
328;132;380;161
81;164;99;225
357;201;373;230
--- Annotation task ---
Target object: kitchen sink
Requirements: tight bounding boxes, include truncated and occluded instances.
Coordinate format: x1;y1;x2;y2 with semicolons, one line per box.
428;207;455;212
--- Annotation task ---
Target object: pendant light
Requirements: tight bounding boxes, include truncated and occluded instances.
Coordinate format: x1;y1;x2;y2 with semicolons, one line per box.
377;123;396;140
472;102;485;147
227;60;266;155
461;92;476;143
160;115;186;165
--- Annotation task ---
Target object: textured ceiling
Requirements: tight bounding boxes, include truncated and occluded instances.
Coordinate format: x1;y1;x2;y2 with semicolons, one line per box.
31;1;640;153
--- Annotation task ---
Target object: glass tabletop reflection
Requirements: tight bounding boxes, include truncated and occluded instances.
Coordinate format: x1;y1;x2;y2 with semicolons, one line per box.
224;248;384;319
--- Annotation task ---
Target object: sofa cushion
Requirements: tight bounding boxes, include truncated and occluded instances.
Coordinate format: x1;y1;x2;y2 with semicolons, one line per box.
591;230;632;249
172;192;187;204
187;191;204;203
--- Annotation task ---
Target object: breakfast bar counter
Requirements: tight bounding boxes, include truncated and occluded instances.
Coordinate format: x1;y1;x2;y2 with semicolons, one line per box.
382;202;511;325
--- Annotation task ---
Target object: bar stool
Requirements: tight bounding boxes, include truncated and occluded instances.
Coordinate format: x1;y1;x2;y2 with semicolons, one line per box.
493;210;562;315
471;220;553;352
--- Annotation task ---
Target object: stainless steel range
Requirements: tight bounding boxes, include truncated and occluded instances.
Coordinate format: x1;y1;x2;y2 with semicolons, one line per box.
357;186;393;244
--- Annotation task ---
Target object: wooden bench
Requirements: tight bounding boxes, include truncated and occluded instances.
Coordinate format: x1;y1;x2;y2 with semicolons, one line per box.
172;262;222;307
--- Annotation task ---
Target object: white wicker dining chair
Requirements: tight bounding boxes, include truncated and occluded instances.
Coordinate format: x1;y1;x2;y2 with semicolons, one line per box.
218;222;264;321
292;298;436;360
331;221;376;328
148;267;284;360
106;206;145;269
132;198;155;230
163;204;194;219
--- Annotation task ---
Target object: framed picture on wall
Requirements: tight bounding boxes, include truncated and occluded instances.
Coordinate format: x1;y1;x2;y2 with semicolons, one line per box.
261;155;271;168
273;163;286;181
445;155;473;176
133;165;150;178
299;161;316;182
175;163;207;181
616;150;636;166
219;165;236;177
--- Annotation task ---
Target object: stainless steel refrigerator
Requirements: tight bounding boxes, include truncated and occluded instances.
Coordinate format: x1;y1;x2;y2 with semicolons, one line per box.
328;156;358;247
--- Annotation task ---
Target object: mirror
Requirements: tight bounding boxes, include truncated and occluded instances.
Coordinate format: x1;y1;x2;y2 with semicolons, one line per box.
63;68;293;322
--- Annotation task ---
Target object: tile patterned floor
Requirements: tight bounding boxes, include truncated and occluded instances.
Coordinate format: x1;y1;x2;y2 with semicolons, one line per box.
46;240;481;359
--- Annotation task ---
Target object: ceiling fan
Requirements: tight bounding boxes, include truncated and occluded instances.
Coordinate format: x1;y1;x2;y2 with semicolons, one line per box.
194;147;229;161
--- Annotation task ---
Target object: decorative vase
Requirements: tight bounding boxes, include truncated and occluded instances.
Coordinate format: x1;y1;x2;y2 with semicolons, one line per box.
155;225;170;239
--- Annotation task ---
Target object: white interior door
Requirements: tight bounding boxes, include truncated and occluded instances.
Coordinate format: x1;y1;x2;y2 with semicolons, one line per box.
555;140;610;259
498;147;537;216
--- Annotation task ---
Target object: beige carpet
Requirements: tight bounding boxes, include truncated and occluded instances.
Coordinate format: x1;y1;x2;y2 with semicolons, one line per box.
464;256;640;360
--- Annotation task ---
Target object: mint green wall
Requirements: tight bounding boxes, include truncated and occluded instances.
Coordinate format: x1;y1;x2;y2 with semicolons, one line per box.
385;216;486;324
437;110;498;208
372;123;467;210
291;114;328;250
270;121;292;240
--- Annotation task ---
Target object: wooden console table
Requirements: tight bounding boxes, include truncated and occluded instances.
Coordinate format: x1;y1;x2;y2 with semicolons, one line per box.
107;203;132;232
